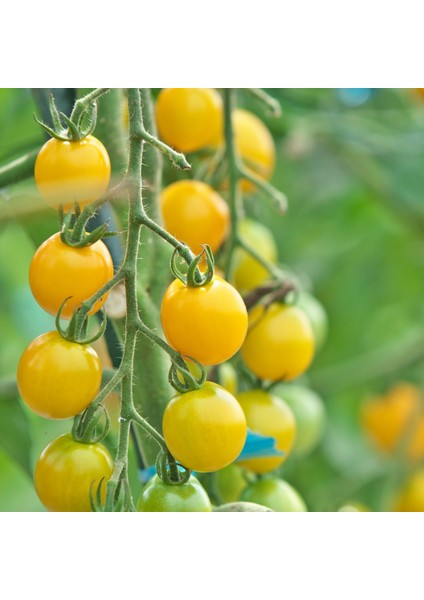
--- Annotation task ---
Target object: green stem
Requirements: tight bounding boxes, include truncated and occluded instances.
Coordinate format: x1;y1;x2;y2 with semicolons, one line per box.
71;88;111;124
0;149;39;188
238;165;288;213
246;88;282;117
237;236;285;280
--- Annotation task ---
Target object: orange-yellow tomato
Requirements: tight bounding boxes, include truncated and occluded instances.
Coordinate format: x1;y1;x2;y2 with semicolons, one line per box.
242;303;315;381
161;276;248;366
163;381;247;472
17;331;102;419
237;390;296;473
160;180;230;254
361;383;424;460
395;470;424;511
34;135;111;210
231;219;278;293
155;88;222;153
34;433;113;512
29;232;113;319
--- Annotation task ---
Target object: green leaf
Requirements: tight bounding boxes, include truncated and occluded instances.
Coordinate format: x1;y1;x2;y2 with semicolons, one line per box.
0;392;32;477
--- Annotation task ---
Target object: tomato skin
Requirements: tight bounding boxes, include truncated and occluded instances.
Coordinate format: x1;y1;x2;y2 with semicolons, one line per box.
296;291;328;351
160;180;230;254
236;390;296;473
242;303;315;381
137;475;212;512
156;88;222;153
361;382;424;460
162;382;247;473
212;464;247;504
241;478;307;512
231;219;278;293
161;276;248;366
34;135;111;210
272;383;326;457
17;331;101;419
395;471;424;511
29;232;113;319
34;433;113;512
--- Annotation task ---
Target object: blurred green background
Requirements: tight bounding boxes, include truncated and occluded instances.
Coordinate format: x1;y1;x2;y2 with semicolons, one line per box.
1;88;424;511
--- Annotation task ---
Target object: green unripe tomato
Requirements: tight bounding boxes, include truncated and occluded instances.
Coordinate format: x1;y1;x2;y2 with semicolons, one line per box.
273;383;326;457
137;475;212;512
296;291;328;350
212;464;248;504
241;478;307;512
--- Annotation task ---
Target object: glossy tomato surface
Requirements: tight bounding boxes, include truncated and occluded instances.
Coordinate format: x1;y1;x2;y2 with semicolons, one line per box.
137;475;212;512
160;180;229;254
34;433;113;512
163;382;247;472
29;232;113;319
17;331;101;419
242;303;315;381
161;276;248;366
241;478;307;512
34;135;111;210
236;390;296;473
156;88;222;153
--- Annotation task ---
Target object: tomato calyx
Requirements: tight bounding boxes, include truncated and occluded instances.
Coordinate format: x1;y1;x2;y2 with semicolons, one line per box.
55;297;107;345
168;355;207;394
72;403;110;445
155;449;191;486
58;204;118;248
243;279;297;311
34;93;99;142
170;244;215;287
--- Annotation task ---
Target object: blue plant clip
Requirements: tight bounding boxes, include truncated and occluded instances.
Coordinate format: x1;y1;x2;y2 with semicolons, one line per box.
236;429;283;461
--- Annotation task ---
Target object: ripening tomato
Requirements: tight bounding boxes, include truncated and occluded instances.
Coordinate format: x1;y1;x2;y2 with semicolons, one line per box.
155;88;222;153
242;303;315;381
236;390;296;473
17;331;102;419
212;464;248;504
231;219;278;293
34;135;111;210
34;433;113;512
272;383;326;457
161;276;248;366
338;502;369;512
137;475;212;512
163;382;247;473
361;382;424;461
29;232;113;319
160;180;230;254
241;478;307;512
296;291;328;351
395;470;424;511
218;362;238;396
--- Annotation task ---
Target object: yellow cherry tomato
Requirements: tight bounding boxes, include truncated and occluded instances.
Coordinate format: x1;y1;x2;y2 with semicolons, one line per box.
231;219;278;293
17;331;102;419
34;135;111;210
361;382;424;460
34;433;113;512
155;88;222;153
160;275;248;366
163;381;247;472
233;109;276;192
218;362;238;396
395;470;424;511
241;303;315;381
29;232;114;319
160;180;230;254
236;390;296;473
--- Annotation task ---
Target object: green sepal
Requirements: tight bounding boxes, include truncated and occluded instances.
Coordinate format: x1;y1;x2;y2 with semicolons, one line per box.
155;450;191;486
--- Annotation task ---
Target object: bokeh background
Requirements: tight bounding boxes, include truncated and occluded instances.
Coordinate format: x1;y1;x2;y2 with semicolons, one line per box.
1;88;424;511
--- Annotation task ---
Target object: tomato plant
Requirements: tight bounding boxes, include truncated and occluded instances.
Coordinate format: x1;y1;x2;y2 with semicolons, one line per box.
241;303;315;381
236;390;296;473
273;383;326;457
137;475;212;512
17;330;101;419
163;381;247;472
34;135;111;210
34;433;113;512
212;464;248;504
155;88;222;153
160;180;230;253
241;478;307;512
29;232;114;319
161;275;248;365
